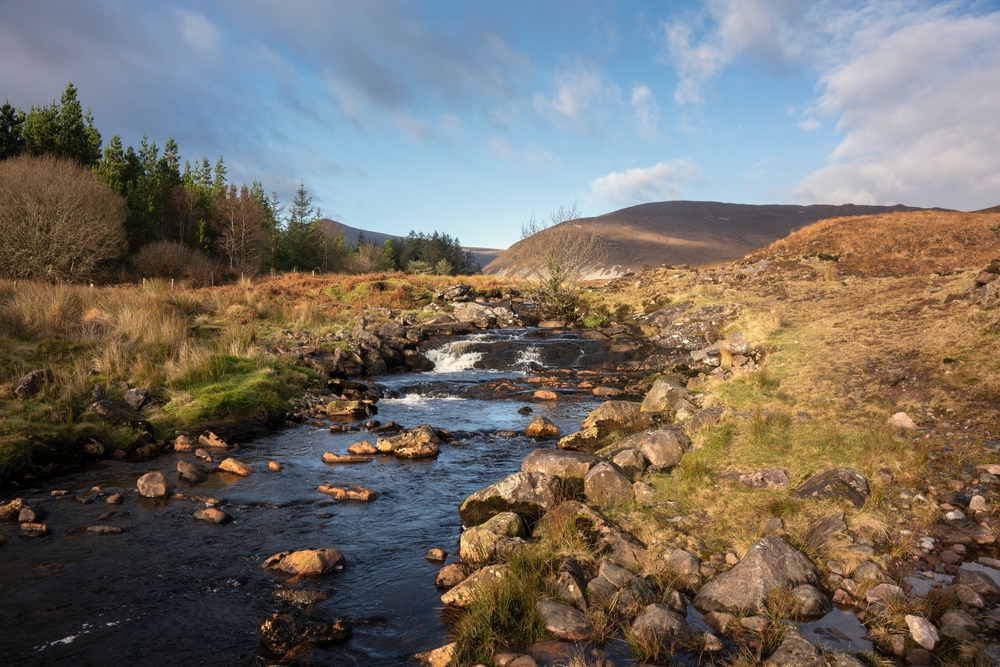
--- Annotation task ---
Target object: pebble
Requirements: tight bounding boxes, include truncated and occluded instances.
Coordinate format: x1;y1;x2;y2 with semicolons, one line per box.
21;522;49;536
105;493;123;504
969;495;988;511
944;509;966;521
904;614;939;650
51;489;70;497
267;461;282;471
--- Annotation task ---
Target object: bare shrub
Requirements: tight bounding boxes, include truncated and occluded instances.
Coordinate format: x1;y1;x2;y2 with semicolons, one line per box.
0;155;126;280
131;241;221;285
213;184;265;275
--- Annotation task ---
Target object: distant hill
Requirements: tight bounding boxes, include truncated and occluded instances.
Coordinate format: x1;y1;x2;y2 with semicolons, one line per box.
317;219;503;270
482;201;941;278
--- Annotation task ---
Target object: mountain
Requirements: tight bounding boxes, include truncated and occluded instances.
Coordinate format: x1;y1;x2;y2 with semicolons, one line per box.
317;219;504;269
482;201;943;278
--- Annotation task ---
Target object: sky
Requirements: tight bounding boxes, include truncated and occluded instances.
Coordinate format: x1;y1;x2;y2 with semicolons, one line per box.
2;0;999;248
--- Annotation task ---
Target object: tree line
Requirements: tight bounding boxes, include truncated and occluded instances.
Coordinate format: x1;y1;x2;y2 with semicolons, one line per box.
0;83;478;281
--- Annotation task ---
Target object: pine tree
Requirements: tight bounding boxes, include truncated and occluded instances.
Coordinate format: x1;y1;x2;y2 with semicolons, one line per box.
20;83;101;166
0;101;25;160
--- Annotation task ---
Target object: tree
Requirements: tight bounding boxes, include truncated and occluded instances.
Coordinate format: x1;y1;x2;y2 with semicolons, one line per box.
277;182;323;271
214;184;265;274
396;231;478;274
0;155;126;279
520;201;581;240
20;83;101;166
0;101;25;160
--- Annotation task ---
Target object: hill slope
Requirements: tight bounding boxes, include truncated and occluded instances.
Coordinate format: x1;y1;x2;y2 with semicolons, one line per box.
482;201;936;278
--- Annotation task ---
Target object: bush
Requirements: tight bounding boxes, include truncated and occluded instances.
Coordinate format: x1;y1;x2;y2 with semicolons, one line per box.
0;155;126;280
130;240;222;285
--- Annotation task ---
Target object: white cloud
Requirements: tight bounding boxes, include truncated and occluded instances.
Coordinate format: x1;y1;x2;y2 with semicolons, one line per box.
177;9;221;60
533;59;615;129
487;137;560;172
631;84;659;139
589;160;704;205
488;136;514;159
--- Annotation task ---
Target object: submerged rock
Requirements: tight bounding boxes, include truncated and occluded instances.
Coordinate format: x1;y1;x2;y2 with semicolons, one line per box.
459;471;562;527
317;483;378;501
263;548;346;576
177;460;208;483
274;589;330;606
258;612;351;656
193;508;233;523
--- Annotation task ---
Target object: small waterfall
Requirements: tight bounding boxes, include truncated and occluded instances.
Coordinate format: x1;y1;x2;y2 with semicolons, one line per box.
514;345;544;371
426;341;483;372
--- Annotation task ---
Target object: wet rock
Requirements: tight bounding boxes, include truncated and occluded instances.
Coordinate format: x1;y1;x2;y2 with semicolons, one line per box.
525;416;559;439
263;548;346;576
194;448;212;462
258;612;351;656
274;589;330;606
518;406;533;415
177;460;208;483
535;600;593;641
521;449;599;490
326;399;376;418
905;614;938;650
791;584;832;618
722;468;789;489
617;427;691;471
14;368;54;399
888;412;916;428
764;627;824;667
105;493;123;504
18;506;46;522
198;431;229;449
424;548;447;562
640;378;688;413
415;643;456;667
137;471;175;498
535;501;646;569
0;498;25;521
172;434;195;452
792;468;870;509
218;458;253;476
87;525;123;534
459;471;562;527
21;522;49;536
122;387;149;410
804;512;847;549
441;564;507;606
91;400;150;430
435;563;467;590
584;462;633;506
403;349;435;371
194;508;232;523
556;427;605;453
534;390;558;401
692;536;820;614
459;511;527;565
83;439;105;457
321;452;374;464
317;484;378;501
267;461;282;472
610;448;647;479
348;440;378;455
630;603;696;643
376;425;440;457
587;559;654;608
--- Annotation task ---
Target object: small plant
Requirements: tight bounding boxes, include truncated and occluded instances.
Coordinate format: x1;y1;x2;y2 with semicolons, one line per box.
623;624;670;664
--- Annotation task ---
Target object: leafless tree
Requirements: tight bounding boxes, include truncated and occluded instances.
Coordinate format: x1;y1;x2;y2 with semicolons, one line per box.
214;184;265;275
0;155;126;280
519;200;581;240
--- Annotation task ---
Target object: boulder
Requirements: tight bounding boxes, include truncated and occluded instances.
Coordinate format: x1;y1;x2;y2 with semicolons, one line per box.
790;584;832;618
792;468;870;509
122;387;149;410
640;378;688;413
763;627;825;667
459;511;528;565
92;400;150;430
18;506;46;522
198;431;229;449
258;613;351;656
556;427;605;453
459;471;562;527
0;498;25;521
692;536;821;613
451;302;494;327
535;600;593;641
617;427;691;471
403;349;435;371
630;603;697;644
611;448;647;479
396;439;440;459
525;416;559;439
584;462;633;506
83;439;105;457
262;548;346;576
633;481;657;504
521;449;599;490
554;558;588;610
348;440;378;455
14;368;54;399
425;548;447;562
534;389;558;401
376;425;440;455
219;458;253;476
535;500;647;569
581;401;654;433
325;400;375;418
905;614;938;650
173;434;195;452
804;512;847;549
587;559;654;608
177;460;208;483
435;563;467;590
137;471;175;498
441;564;507;606
317;484;378;501
194;508;232;523
415;643;456;667
660;548;701;576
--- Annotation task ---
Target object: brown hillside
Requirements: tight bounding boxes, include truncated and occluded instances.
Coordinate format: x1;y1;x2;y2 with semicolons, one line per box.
745;210;1000;278
483;201;933;278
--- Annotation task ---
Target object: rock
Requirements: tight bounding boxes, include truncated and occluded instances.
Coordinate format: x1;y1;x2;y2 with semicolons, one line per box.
866;584;905;610
459;471;562;527
640;378;688;413
198;431;229;449
83;439;105;457
173;434;195;452
218;458;253;476
905;614;938;650
703;633;723;651
258;612;351;656
928;518;997;545
460;511;528;565
89;383;106;403
262;548;346;576
0;498;26;521
451;302;494;327
441;564;507;606
87;525;123;534
692;536;820;613
525;416;559;438
764;627;825;667
122;387;149;410
21;522;49;536
521;449;599;490
556;427;605;453
376;425;440;457
703;611;736;633
317;484;378;501
977;645;1000;667
970;495;988;511
631;603;697;643
105;493;123;504
633;481;657;504
955;569;1000;597
661;548;701;576
274;589;330;606
792;468;870;509
91;400;150;430
611;448;647;479
194;508;232;523
617;427;691;471
888;412;916;428
415;643;456;667
582;401;654;433
194;448;212;461
535;600;593;641
951;584;985;607
804;512;846;549
18;506;46;522
584;462;634;506
722;468;789;489
326;399;375;417
535;501;647;569
587;559;654;608
321;452;374;464
177;460;208;483
435;563;467;590
852;561;892;583
267;461;282;471
534;390;558;401
14;368;54;399
554;558;587;610
137;471;175;498
790;584;832;618
941;609;977;630
348;440;378;455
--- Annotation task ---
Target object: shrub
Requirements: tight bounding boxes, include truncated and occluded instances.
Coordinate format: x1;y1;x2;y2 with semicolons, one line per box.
0;155;126;280
130;240;222;285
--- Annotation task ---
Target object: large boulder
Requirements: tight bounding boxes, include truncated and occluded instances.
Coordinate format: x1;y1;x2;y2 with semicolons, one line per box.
692;536;821;614
258;613;351;656
535;600;593;641
137;472;175;498
459;512;528;565
521;449;599;491
459;471;562;527
792;468;870;509
587;559;654;608
611;448;647;479
92;400;150;430
630;603;697;644
584;462;633;506
535;501;646;570
262;548;346;576
640;378;688;413
14;369;54;399
451;302;495;328
441;564;508;607
122;387;149;410
617;427;691;471
582;401;656;433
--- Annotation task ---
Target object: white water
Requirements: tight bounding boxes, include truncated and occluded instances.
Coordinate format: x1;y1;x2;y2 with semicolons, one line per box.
425;341;483;372
514;346;543;371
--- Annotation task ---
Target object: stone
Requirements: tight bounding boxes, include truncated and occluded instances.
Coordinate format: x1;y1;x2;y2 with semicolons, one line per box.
137;471;175;498
661;548;701;576
91;400;150;430
970;495;988;511
218;458;253;476
692;536;821;613
452;302;494;327
534;390;558;401
535;600;593;641
951;584;985;607
790;584;832;618
18;506;46;522
321;452;374;464
977;646;1000;667
376;425;440;455
317;484;378;501
262;548;346;576
740;616;769;632
554;558;587;610
584;462;633;506
435;563;467;590
630;603;697;643
535;501;647;570
425;548;447;562
955;569;1000;597
258;613;351;656
587;559;654;608
460;511;528;565
521;448;599;490
792;468;870;509
194;508;232;523
21;522;50;536
274;589;330;606
764;627;825;667
633;481;657;504
177;460;208;483
89;383;106;403
325;399;375;417
804;512;846;549
611;448;647;479
267;461;282;471
866;584;905;611
703;633;723;651
888;412;916;428
122;387;149;410
723;468;790;489
618;427;691;471
173;435;195;452
459;471;562;527
640;378;688;413
14;368;54;399
105;493;123;504
556;427;605;453
978;464;1000;475
415;643;456;667
83;439;105;457
198;431;229;449
348;440;378;455
703;611;737;634
194;448;212;461
87;525;123;534
581;401;652;432
0;498;25;521
441;564;508;606
941;609;977;630
904;614;938;650
525;416;559;438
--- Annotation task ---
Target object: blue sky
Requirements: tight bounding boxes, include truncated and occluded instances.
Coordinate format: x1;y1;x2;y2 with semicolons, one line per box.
2;0;999;248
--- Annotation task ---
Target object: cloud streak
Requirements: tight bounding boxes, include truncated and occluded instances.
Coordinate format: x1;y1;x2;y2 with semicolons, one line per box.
590;160;704;206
